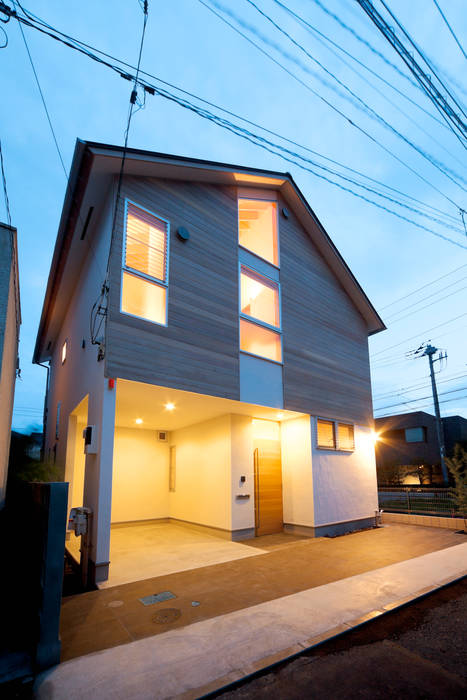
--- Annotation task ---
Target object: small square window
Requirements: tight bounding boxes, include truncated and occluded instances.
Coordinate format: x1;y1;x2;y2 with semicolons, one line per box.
405;427;426;443
317;419;336;449
61;340;67;364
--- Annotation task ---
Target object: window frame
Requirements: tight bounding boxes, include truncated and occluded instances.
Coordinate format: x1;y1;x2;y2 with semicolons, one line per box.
404;427;426;444
238;261;283;364
120;198;170;327
237;196;280;269
316;417;355;452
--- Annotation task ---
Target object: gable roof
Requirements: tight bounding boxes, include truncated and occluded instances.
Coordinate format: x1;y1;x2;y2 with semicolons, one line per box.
33;139;385;363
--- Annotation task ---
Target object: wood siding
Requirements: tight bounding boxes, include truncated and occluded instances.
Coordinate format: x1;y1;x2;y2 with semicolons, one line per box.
106;177;240;399
105;177;373;423
279;194;373;424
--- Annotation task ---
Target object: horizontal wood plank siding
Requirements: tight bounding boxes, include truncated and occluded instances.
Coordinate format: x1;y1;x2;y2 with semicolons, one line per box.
106;177;240;399
279;195;373;424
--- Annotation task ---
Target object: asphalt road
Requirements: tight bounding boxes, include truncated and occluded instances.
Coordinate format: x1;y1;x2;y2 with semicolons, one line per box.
216;576;467;700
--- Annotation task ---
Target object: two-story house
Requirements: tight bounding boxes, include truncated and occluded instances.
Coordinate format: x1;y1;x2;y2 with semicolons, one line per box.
34;140;385;586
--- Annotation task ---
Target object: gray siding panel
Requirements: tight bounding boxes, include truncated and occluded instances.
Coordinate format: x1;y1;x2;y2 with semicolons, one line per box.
279;196;373;424
106;177;240;399
105;178;373;423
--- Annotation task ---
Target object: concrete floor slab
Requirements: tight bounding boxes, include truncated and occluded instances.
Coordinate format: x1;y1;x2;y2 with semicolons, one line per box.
68;523;267;588
36;539;467;700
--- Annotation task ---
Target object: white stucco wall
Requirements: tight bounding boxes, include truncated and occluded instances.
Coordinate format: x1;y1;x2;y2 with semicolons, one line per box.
281;416;314;527
311;422;378;526
112;426;169;522
230;414;255;531
169;414;232;531
0;265;17;508
45;188;116;571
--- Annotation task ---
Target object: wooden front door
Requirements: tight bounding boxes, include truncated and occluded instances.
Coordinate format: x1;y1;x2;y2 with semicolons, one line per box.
254;438;283;536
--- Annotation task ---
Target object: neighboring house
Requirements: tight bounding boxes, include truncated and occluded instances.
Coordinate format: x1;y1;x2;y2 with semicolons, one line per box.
375;411;467;484
0;223;21;509
34;140;385;585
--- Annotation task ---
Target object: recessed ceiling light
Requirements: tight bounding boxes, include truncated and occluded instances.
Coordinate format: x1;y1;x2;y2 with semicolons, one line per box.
165;402;175;411
277;413;284;420
135;418;143;425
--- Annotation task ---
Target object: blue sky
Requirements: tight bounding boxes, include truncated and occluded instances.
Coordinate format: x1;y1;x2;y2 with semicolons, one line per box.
1;0;466;432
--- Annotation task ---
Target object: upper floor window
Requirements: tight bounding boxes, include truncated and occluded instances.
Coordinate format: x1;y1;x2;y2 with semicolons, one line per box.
238;198;278;266
240;266;280;328
121;201;169;326
405;427;426;443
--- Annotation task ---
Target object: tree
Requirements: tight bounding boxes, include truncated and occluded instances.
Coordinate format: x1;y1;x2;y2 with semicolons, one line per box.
445;445;467;533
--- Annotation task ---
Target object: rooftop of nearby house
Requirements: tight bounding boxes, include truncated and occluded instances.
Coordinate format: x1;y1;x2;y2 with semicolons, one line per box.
33;139;385;363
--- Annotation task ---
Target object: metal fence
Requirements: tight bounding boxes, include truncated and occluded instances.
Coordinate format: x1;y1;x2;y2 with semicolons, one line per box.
378;487;458;517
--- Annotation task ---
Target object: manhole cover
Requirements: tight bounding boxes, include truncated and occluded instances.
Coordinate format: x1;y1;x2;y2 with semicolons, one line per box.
152;608;181;625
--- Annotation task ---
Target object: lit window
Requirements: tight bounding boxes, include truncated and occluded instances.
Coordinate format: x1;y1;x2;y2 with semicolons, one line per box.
240;267;280;328
61;340;67;364
317;419;336;449
405;427;425;443
121;201;169;325
238;199;278;266
337;423;355;451
317;419;355;451
240;319;282;362
121;271;166;325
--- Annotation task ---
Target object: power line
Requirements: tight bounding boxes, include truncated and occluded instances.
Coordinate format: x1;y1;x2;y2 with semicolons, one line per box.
356;0;467;146
12;0;67;177
374;385;467;413
373;372;467;401
379;263;467;310
375;393;467;418
10;2;464;228
199;0;466;212
370;312;467;358
432;0;467;61
385;282;467;325
309;0;421;93
3;1;466;247
0;138;12;226
272;0;467;172
244;0;467;191
379;0;467;119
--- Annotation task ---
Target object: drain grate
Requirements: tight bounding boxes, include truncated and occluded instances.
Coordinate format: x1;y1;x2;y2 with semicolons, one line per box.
152;608;181;624
139;591;176;606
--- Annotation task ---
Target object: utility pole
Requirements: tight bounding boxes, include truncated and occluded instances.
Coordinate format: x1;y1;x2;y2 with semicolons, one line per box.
422;345;449;485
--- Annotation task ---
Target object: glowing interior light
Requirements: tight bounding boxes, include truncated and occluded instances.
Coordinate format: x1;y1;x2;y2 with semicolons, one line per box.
135;418;143;425
277;413;284;420
371;430;380;444
165;402;175;411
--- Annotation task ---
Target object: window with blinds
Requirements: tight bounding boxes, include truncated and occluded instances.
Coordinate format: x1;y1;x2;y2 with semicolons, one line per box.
317;418;355;451
337;423;355;451
121;201;169;325
316;419;336;449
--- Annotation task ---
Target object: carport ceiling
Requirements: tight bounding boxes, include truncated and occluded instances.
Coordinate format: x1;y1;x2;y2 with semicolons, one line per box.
115;378;304;431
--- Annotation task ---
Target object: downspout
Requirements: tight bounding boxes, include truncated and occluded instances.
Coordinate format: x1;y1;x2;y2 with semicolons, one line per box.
35;362;50;462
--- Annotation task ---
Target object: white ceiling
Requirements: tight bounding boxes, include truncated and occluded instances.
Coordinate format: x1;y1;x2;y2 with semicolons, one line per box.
115;378;304;431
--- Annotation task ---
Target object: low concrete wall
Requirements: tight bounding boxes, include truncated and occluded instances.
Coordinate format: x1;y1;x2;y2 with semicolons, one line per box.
382;511;465;530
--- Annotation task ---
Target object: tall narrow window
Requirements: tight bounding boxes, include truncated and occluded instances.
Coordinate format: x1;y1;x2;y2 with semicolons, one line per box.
121;201;169;325
61;340;67;364
238;198;278;266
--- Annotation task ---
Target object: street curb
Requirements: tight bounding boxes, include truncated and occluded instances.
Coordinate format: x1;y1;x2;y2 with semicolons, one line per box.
189;571;467;700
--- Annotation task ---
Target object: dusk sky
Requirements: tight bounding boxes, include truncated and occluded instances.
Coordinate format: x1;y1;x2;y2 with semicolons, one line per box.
1;0;466;433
